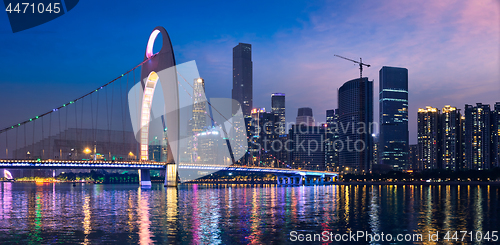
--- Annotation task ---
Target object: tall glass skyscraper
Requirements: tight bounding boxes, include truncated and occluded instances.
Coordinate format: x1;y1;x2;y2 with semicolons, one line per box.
338;77;373;173
271;93;286;135
232;43;253;117
379;66;409;170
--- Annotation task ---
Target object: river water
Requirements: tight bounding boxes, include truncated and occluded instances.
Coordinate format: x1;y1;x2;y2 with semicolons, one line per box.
0;182;499;244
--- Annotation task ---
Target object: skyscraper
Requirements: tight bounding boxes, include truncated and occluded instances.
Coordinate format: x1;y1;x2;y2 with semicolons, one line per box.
493;102;500;168
271;93;286;135
249;108;279;167
417;106;440;170
296;107;315;126
232;43;253;117
192;78;207;134
379;66;409;170
464;103;491;170
190;78;208;163
288;125;326;171
441;105;461;170
408;144;418;170
337;77;373;173
325;109;338;171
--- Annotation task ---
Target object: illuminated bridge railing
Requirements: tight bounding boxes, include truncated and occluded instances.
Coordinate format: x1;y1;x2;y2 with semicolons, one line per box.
0;160;166;169
0;160;339;175
178;164;339;176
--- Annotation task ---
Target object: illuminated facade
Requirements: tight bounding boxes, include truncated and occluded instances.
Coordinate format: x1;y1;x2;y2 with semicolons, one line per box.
232;43;253;117
464;103;491;170
192;78;207;133
249;108;280;167
325;109;339;171
190;78;208;163
417;106;440;170
271;93;286;135
379;66;409;170
440;105;461;170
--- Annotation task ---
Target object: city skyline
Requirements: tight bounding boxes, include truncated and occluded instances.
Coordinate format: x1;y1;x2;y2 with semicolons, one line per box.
0;1;499;146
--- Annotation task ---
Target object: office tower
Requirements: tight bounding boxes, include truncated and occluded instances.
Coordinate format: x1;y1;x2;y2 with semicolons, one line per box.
296;107;315;126
232;43;253;117
337;77;373;173
249;108;279;167
464;103;491;170
417;106;440;170
190;78;208;163
408;144;418;170
325;110;335;170
271;93;286;135
379;66;409;170
493;102;500;168
288;125;326;171
441;105;461;170
372;135;379;165
192;78;207;133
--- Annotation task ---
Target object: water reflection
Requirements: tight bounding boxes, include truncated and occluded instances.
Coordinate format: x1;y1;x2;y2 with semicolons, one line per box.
0;183;499;244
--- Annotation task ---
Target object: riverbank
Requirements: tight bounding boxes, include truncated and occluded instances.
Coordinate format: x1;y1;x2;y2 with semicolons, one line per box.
336;181;500;186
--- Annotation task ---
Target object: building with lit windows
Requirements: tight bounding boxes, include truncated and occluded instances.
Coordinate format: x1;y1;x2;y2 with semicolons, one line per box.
249;108;280;167
493;102;500;168
379;66;409;170
417;106;440;170
288;124;326;171
189;78;209;162
440;105;461;170
464;103;491;170
232;43;253;117
337;77;373;173
325;109;339;171
271;93;286;135
408;144;418;170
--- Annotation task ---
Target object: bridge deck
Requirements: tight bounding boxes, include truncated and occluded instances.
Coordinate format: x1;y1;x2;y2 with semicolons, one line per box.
0;160;338;176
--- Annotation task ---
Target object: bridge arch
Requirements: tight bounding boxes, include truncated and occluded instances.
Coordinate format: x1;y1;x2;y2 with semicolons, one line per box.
139;26;179;187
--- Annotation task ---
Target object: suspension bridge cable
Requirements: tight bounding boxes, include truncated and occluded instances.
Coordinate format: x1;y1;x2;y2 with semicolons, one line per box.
120;73;126;146
5;131;8;159
32;120;35;159
49;113;52;159
41;116;44;159
58;108;61;159
0;54;158;134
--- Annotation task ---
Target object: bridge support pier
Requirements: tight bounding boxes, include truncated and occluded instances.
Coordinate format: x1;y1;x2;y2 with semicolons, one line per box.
139;169;152;186
164;163;178;187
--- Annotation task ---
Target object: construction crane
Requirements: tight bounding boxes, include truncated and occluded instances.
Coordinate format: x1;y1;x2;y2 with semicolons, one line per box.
334;54;370;79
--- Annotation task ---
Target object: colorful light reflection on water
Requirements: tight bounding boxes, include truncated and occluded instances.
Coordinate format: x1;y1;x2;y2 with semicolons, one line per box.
0;183;499;244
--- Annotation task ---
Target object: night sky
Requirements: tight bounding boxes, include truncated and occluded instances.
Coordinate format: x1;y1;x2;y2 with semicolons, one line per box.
1;0;499;144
